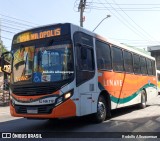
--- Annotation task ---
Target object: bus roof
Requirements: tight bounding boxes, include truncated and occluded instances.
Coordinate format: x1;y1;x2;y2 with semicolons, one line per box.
12;22;155;60
94;34;154;60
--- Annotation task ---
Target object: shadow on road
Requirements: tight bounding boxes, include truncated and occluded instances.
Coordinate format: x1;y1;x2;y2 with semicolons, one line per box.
1;104;160;133
111;104;148;118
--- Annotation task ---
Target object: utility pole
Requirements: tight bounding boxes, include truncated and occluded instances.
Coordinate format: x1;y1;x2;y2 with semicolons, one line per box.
78;0;86;27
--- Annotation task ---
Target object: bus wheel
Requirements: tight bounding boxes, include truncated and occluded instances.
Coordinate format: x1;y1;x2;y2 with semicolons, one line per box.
139;90;146;109
93;95;106;123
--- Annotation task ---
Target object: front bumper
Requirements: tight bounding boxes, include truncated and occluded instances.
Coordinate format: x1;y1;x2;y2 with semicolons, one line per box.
10;99;76;119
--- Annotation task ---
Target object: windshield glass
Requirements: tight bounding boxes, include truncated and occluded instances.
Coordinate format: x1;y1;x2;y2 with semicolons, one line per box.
13;46;34;83
33;44;74;83
12;44;74;83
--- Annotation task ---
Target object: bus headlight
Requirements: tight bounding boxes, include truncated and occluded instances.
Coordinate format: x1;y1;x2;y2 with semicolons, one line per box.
55;89;73;106
64;92;71;99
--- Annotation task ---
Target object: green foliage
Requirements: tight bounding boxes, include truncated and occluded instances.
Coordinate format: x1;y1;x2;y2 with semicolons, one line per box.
2;45;8;53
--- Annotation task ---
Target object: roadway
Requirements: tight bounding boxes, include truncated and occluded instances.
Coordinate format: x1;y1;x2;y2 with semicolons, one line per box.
0;95;160;140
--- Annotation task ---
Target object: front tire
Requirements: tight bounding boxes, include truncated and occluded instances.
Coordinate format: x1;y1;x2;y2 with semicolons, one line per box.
93;95;107;123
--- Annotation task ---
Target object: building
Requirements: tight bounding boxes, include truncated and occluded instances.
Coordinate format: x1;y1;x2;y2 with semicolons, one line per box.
147;46;160;70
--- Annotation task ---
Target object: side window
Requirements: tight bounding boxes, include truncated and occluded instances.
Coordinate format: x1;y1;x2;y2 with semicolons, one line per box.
76;45;95;85
112;46;124;72
77;47;94;71
146;59;152;75
140;57;147;75
96;40;112;70
74;32;95;86
123;51;133;73
133;54;141;74
152;61;156;76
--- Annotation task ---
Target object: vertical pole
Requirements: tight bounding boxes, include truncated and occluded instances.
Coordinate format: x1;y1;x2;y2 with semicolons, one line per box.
78;0;86;27
80;0;83;27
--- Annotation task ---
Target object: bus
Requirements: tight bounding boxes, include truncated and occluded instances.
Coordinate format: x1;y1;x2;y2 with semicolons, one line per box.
1;23;158;123
156;70;160;94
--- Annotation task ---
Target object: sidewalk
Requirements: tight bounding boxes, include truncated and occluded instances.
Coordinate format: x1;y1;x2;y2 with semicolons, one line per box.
0;106;10;116
0;106;21;123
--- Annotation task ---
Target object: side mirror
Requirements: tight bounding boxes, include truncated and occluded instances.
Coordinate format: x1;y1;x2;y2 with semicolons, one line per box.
1;52;12;75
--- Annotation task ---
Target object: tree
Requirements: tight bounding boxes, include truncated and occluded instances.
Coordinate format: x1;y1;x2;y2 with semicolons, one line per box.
0;40;8;56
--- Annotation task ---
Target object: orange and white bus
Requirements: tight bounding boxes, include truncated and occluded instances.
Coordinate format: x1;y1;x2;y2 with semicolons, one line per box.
1;23;158;123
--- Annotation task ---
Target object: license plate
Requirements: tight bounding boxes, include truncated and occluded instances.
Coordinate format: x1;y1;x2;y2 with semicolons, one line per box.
27;107;38;114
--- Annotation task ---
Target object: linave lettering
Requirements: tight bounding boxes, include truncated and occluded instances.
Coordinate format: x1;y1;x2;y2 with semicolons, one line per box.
103;80;122;86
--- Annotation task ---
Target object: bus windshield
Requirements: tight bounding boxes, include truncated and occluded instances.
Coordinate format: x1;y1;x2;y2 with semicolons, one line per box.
13;44;74;83
13;46;34;83
33;44;74;83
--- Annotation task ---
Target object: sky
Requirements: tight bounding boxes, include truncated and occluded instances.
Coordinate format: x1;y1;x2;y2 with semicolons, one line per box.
1;0;160;51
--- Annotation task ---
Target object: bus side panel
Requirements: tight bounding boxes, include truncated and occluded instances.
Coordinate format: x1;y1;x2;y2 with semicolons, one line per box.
98;71;125;109
137;75;157;98
98;71;157;109
122;73;140;107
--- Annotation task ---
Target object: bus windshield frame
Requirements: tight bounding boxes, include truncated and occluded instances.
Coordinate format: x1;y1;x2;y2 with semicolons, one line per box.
12;41;74;85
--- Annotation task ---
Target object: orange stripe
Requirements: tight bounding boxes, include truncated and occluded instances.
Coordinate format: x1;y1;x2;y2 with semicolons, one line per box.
98;71;157;98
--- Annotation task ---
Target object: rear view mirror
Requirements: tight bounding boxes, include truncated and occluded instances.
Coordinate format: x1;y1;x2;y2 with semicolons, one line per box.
1;52;12;75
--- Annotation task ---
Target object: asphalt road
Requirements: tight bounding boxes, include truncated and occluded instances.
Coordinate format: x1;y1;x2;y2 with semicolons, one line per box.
0;95;160;140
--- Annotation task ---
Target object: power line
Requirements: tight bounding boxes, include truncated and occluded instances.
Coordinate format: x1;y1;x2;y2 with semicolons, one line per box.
1;18;34;28
0;13;38;26
1;29;16;34
109;37;158;42
111;0;160;45
1;36;12;40
84;2;160;11
88;2;160;6
95;0;160;47
1;20;29;29
2;25;23;31
97;0;150;42
87;7;160;11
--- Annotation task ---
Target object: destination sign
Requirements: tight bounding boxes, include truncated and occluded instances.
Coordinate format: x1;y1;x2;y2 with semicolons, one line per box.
14;28;61;44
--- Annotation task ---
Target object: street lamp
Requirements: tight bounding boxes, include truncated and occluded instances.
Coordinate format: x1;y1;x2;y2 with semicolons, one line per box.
92;15;111;32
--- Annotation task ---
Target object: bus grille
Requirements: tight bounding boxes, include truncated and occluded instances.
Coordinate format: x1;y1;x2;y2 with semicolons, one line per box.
11;80;70;96
12;85;58;96
15;105;53;114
